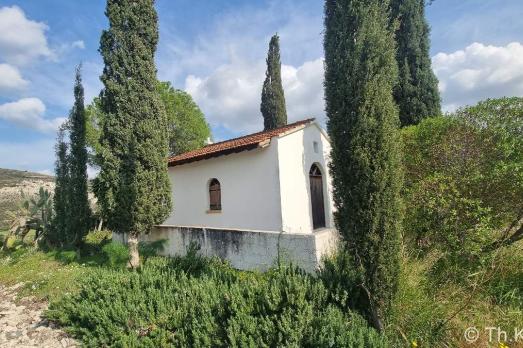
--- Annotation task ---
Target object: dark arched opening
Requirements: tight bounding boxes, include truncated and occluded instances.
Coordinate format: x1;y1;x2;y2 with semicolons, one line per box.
209;178;221;211
309;164;326;229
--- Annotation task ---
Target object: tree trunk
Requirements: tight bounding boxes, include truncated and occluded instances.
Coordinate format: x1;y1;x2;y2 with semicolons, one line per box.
369;304;385;332
128;234;140;269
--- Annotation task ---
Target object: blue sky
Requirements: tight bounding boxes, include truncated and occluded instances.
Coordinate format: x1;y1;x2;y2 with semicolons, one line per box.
0;0;522;174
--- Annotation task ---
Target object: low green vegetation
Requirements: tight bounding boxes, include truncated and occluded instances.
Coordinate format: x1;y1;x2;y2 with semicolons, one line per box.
46;250;388;347
0;248;89;301
1;233;389;347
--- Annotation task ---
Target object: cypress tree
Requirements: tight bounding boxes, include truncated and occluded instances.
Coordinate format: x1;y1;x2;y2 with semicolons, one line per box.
96;0;171;268
51;124;70;247
391;0;440;126
68;65;91;246
260;34;287;130
324;0;403;331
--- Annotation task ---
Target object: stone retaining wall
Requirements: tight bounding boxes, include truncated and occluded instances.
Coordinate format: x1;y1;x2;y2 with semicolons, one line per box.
114;226;339;273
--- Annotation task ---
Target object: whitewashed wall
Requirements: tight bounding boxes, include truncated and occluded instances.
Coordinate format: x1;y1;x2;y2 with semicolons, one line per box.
115;226;340;273
163;123;334;234
277;124;335;233
164;142;283;232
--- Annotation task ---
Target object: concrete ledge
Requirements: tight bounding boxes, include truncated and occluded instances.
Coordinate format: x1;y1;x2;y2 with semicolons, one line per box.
113;226;339;273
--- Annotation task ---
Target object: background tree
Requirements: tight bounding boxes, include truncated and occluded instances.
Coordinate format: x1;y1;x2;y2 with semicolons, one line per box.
261;34;287;130
87;82;210;158
390;0;441;126
68;66;91;246
403;97;523;260
157;81;211;155
95;0;171;268
324;0;403;331
49;125;70;246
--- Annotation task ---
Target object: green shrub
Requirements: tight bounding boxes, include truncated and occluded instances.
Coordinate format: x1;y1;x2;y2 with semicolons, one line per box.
83;229;112;246
46;257;388;347
101;242;129;269
138;239;166;260
319;248;361;311
53;250;79;264
306;306;389;347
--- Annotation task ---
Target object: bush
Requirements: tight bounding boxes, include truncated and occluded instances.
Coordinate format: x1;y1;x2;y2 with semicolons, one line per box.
101;242;129;269
53;250;79;264
82;229;112;255
319;248;362;311
46;256;388;347
138;239;166;260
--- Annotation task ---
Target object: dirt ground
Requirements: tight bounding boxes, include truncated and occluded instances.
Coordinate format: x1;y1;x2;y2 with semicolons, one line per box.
0;284;77;348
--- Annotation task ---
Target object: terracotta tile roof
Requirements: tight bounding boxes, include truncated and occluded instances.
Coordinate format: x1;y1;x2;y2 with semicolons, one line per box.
168;118;315;167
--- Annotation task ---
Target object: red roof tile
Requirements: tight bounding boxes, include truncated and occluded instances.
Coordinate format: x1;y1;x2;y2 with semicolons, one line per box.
168;118;315;167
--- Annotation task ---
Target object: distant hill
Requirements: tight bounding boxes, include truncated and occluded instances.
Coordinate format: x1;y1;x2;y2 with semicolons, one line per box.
0;168;55;230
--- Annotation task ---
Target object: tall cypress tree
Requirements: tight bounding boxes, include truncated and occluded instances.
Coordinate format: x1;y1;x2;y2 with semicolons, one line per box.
324;0;403;331
68;65;91;246
260;34;287;130
96;0;171;268
51;124;70;247
391;0;440;126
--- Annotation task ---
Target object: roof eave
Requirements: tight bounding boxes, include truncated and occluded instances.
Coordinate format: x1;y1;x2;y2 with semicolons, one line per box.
168;142;263;167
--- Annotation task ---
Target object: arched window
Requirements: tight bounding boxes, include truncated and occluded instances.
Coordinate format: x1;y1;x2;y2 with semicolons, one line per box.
309;164;326;229
209;178;221;211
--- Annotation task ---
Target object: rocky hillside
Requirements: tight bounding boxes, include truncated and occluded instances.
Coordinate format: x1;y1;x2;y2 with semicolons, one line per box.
0;168;55;230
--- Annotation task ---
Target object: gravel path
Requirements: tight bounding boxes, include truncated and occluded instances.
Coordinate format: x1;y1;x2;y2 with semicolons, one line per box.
0;284;77;348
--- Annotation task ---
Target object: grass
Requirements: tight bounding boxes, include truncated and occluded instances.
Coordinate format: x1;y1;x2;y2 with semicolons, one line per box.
0;248;93;301
388;246;523;347
0;230;107;301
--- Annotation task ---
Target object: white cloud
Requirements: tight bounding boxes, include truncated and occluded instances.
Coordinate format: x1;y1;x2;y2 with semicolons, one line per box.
282;58;325;125
0;98;65;133
157;1;322;85
0;6;53;66
433;42;523;112
0;63;29;94
155;1;325;135
185;58;325;134
71;40;85;49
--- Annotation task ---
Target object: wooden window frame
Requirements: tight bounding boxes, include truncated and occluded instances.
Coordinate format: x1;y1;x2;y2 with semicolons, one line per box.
209;178;222;212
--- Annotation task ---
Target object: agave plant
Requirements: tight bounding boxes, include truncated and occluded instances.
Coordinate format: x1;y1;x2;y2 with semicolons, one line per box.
1;187;53;250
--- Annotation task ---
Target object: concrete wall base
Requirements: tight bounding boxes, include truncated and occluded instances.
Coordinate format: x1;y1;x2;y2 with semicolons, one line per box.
113;226;339;273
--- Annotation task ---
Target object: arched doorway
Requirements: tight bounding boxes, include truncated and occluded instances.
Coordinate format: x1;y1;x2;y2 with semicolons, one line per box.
309;164;326;229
